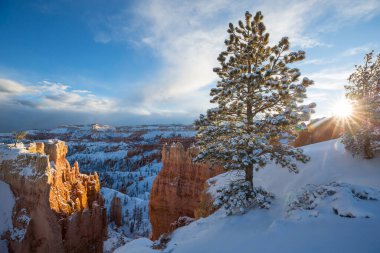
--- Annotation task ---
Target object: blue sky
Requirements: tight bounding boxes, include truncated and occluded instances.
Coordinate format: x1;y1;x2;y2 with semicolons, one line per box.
0;0;379;131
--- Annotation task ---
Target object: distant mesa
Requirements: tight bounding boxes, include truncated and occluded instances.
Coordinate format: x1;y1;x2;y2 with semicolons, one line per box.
91;123;116;132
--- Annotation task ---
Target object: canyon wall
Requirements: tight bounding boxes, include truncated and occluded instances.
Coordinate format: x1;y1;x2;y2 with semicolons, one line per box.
149;143;223;240
0;141;106;253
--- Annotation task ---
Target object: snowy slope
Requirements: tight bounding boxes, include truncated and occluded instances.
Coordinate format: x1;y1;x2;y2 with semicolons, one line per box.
0;180;15;253
115;139;380;253
101;187;151;253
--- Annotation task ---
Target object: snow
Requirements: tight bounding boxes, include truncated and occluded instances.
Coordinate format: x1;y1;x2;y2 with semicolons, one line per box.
70;149;128;163
206;170;244;198
0;143;29;163
287;182;380;220
114;238;156;253
104;227;130;253
10;227;28;241
0;180;15;253
18;166;35;177
0;143;45;179
115;139;380;253
48;128;70;134
142;130;195;140
101;187;151;232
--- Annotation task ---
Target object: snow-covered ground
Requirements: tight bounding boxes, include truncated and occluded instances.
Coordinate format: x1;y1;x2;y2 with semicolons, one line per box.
101;186;155;253
115;139;380;253
0;180;15;253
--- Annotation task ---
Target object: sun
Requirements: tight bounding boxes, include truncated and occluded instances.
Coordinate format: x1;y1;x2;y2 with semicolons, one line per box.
332;99;353;118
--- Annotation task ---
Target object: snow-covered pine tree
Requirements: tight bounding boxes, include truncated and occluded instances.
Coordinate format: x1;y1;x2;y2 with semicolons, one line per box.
194;11;315;189
343;51;380;158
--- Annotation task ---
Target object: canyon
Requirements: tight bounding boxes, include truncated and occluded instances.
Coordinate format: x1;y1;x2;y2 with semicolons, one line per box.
0;140;106;253
0;124;196;252
0;119;344;252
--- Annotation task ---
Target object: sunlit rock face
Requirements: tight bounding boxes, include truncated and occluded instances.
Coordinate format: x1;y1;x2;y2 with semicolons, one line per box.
294;117;344;147
0;141;106;253
149;143;223;240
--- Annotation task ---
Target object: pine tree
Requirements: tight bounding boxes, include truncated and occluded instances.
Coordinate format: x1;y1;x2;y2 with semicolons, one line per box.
195;11;315;189
13;131;27;147
343;51;380;158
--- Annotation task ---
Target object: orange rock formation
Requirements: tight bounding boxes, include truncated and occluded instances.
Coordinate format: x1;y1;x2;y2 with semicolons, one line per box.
294;117;344;147
0;141;106;253
110;196;123;227
149;143;223;240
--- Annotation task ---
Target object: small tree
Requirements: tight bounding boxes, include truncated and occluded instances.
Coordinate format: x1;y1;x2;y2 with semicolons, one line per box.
343;51;380;158
195;11;315;189
13;131;27;147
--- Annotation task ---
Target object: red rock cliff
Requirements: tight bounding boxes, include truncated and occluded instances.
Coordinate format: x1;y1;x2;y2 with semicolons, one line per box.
0;141;107;253
149;143;223;240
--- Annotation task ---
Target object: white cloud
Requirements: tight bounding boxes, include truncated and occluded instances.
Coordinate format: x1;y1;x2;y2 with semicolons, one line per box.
94;32;112;44
302;59;329;65
0;79;123;113
306;66;354;90
0;79;29;94
306;92;330;101
342;43;378;56
89;0;380;118
0;78;35;104
126;0;326;114
72;89;91;94
334;0;380;20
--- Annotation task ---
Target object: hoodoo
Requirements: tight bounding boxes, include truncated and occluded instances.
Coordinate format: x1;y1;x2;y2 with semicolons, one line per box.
149;143;223;240
0;141;107;253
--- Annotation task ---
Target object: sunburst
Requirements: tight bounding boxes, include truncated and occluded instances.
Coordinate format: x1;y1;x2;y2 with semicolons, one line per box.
332;99;353;118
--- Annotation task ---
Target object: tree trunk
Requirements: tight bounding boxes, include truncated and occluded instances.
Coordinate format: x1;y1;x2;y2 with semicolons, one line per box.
245;165;253;189
246;59;253;125
364;136;374;159
247;101;253;125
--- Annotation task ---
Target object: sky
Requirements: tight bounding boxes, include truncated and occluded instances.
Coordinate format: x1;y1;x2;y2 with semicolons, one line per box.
0;0;380;131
